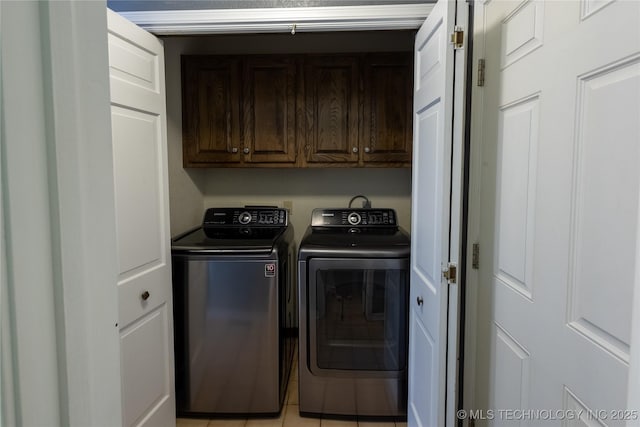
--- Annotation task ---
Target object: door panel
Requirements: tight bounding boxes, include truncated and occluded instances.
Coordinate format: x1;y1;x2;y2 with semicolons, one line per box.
121;306;173;427
495;95;539;300
567;60;640;360
409;309;435;424
476;1;640;423
409;0;462;425
491;324;530;415
111;108;163;277
107;9;175;427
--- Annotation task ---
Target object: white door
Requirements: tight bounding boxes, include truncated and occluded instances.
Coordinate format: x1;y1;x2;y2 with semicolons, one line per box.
408;0;467;425
107;10;175;427
474;0;640;424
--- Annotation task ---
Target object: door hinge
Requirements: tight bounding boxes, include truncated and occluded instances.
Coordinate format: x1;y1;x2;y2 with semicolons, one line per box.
477;58;485;87
443;263;457;284
450;27;464;49
472;243;480;269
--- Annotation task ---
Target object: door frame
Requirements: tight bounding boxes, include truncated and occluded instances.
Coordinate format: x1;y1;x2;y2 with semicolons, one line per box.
115;4;434;35
447;1;473;424
462;0;486;419
1;1;122;425
44;3;123;424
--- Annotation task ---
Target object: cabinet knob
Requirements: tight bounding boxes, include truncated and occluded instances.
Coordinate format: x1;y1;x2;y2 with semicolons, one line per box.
141;291;150;301
352;147;359;153
231;147;238;153
416;296;423;306
364;147;371;153
243;147;250;154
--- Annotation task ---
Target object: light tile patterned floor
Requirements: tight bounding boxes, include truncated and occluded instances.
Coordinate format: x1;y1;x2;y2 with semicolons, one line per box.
176;347;407;427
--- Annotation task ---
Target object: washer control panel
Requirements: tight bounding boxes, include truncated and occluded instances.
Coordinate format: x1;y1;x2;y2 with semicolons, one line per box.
311;208;397;227
203;207;288;227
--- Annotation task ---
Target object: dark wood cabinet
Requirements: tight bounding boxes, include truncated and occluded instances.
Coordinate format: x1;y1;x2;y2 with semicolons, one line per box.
182;55;296;167
362;53;413;165
303;56;360;164
181;52;412;168
182;56;241;166
243;57;297;164
303;53;412;167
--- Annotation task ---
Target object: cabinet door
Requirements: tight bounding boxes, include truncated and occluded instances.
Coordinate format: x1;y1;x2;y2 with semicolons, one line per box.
182;56;241;166
304;56;360;164
243;57;297;164
363;53;413;165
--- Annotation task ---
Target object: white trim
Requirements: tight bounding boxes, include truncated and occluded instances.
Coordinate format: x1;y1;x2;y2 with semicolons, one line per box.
446;1;470;425
1;2;63;423
0;2;18;423
117;4;433;34
629;161;640;413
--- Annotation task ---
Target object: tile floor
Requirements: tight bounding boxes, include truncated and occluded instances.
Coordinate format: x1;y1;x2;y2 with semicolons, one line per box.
176;347;407;427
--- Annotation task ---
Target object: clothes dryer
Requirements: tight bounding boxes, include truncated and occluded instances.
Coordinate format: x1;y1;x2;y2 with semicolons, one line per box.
298;208;410;420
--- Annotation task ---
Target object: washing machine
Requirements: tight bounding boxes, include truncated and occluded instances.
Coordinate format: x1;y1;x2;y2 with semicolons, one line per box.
171;207;295;417
297;208;410;420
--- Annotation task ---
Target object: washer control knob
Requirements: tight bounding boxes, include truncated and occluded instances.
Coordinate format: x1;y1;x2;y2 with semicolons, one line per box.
347;212;361;226
238;211;252;225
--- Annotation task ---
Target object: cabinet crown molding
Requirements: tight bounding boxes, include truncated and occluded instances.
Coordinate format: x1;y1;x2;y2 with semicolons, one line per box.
116;4;433;35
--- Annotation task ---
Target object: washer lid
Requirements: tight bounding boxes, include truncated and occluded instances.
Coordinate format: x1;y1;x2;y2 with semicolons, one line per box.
171;226;285;254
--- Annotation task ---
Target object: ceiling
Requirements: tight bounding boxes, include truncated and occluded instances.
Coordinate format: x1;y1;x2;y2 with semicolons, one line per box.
107;0;429;12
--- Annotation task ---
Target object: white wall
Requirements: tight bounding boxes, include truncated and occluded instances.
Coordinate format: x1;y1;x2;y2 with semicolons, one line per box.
164;38;207;236
163;32;415;242
200;168;412;244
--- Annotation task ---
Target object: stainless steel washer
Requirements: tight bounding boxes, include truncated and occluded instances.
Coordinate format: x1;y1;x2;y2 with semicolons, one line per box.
172;207;295;417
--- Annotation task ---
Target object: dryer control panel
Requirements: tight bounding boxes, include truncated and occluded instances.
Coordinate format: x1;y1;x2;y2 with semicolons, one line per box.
311;208;397;227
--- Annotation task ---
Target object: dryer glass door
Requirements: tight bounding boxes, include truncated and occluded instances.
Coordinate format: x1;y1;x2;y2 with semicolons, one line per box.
307;258;409;375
